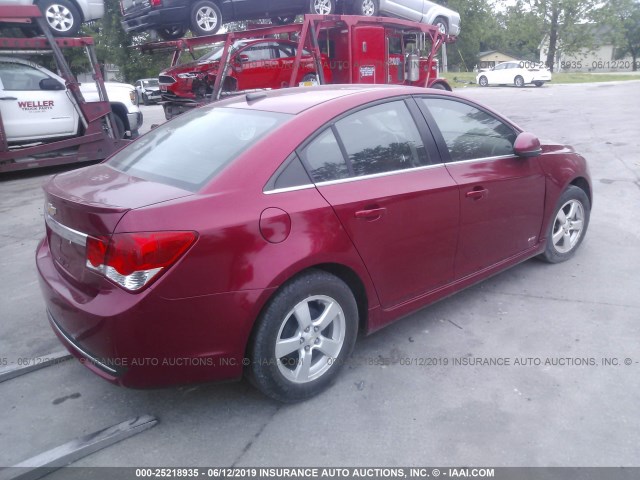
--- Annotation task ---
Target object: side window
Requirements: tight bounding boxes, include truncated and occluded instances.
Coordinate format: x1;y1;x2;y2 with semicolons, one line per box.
300;128;350;183
242;43;276;62
334;100;431;177
277;44;296;58
270;154;312;190
0;62;50;91
494;63;505;71
421;98;517;162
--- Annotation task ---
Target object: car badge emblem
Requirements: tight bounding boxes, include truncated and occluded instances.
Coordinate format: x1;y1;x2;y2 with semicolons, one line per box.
47;203;57;217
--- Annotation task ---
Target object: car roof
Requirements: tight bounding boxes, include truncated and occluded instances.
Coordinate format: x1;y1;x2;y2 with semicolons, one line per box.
215;84;453;115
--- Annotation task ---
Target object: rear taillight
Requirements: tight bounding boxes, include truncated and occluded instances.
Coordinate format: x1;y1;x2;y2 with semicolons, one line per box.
150;0;162;6
86;231;197;292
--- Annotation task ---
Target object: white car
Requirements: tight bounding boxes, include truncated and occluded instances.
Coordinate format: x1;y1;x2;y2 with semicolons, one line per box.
476;60;552;88
2;0;104;37
0;56;142;144
350;0;461;35
134;78;161;105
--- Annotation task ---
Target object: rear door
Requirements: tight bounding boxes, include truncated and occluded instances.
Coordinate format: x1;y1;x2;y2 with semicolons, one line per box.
303;99;460;309
417;96;545;278
0;60;77;142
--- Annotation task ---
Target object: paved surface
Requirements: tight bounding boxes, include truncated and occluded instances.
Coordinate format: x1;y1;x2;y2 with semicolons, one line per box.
1;81;639;469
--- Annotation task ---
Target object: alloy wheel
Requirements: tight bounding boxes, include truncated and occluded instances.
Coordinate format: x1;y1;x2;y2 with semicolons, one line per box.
361;0;376;16
551;199;585;254
196;6;219;32
275;295;346;384
45;4;74;33
313;0;333;15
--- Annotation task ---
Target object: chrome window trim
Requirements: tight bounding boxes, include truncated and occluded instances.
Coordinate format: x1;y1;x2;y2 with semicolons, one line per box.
444;154;515;165
315;162;444;187
45;214;88;247
263;184;315;195
47;310;119;375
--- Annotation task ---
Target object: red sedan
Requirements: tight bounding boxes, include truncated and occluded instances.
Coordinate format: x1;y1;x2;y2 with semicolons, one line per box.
159;39;331;101
36;85;591;402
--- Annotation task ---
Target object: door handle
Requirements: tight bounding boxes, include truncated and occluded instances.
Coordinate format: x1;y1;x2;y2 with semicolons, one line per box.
465;188;488;199
0;97;17;100
355;207;387;221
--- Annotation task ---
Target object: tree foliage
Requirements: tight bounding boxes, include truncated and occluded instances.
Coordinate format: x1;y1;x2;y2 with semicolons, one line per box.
596;0;640;70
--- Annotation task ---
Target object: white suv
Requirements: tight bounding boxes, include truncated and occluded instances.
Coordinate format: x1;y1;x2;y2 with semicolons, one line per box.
0;56;142;144
2;0;104;37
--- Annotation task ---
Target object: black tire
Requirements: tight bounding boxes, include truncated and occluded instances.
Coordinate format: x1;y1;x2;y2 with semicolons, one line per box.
514;75;525;87
190;0;222;36
355;0;378;16
309;0;335;15
271;16;296;24
302;73;319;83
479;75;488;87
534;81;544;87
247;270;358;402
20;26;39;38
429;82;447;90
38;0;82;37
142;93;151;106
539;185;590;264
109;113;125;139
156;26;187;40
434;16;448;35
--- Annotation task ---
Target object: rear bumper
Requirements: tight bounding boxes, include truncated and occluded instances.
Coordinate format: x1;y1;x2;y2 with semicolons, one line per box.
36;236;266;388
121;5;188;33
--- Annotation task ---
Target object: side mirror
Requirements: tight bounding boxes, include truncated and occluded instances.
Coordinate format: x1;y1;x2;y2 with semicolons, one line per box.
238;54;250;63
40;77;65;91
514;132;542;157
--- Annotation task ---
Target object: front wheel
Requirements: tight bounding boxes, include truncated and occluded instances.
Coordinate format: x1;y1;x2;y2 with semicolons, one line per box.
355;0;378;16
478;75;488;87
310;0;335;15
190;1;222;36
539;185;590;263
247;270;358;402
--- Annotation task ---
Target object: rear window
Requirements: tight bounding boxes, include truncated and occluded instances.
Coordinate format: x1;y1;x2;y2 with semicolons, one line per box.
108;107;290;191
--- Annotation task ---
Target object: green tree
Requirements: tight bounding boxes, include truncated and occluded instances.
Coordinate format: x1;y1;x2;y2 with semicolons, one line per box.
496;1;545;60
527;0;598;71
597;0;640;70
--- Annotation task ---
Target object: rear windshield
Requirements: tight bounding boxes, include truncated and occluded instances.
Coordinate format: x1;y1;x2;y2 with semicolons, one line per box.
107;107;290;191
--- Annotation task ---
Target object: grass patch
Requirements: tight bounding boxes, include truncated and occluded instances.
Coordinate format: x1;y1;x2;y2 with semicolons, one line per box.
444;71;640;89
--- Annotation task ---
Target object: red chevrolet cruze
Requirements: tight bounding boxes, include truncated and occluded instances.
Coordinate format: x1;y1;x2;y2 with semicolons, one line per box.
36;85;591;402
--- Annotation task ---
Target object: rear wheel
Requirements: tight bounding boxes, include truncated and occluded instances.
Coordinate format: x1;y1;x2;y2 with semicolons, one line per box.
39;0;82;37
355;0;378;16
429;82;447;90
190;1;222;36
309;0;335;15
540;185;590;263
534;81;544;87
271;16;296;24
156;26;187;40
247;270;358;402
514;75;525;87
479;75;488;87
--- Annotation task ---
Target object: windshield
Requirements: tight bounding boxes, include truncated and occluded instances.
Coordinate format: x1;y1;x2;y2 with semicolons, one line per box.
197;41;246;62
107;107;290;191
143;79;158;87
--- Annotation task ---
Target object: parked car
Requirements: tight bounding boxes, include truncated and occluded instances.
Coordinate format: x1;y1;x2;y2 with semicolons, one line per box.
477;60;552;87
120;0;337;39
37;85;591;402
3;0;104;37
134;78;161;105
158;39;332;102
0;56;142;143
347;0;460;35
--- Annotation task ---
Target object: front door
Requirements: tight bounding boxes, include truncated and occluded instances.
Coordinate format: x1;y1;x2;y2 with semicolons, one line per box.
417;96;546;278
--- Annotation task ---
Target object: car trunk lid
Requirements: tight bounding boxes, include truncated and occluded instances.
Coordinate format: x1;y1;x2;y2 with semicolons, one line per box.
43;164;193;288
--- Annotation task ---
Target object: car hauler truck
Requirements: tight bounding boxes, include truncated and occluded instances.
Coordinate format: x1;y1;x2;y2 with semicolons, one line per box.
139;14;455;119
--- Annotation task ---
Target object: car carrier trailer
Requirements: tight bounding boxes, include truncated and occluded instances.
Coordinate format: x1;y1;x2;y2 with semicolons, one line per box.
0;6;129;173
139;14;456;120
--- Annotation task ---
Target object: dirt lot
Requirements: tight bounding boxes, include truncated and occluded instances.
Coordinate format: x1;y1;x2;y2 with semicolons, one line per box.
1;81;639;470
